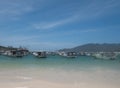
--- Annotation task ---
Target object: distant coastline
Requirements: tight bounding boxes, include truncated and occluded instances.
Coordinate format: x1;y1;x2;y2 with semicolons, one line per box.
59;43;120;52
1;43;120;52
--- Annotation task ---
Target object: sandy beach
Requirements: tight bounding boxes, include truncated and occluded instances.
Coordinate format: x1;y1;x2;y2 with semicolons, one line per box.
0;66;120;88
0;79;119;88
0;55;120;88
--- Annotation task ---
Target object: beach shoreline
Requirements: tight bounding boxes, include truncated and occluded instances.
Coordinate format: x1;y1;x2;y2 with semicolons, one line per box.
0;55;120;88
0;67;120;88
0;79;119;88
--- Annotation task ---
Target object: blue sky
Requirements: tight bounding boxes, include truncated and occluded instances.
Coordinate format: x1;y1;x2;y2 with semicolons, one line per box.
0;0;120;50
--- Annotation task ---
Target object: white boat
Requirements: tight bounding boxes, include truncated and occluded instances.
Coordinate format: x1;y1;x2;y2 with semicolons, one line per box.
59;52;77;58
3;50;24;57
93;52;117;60
33;51;47;58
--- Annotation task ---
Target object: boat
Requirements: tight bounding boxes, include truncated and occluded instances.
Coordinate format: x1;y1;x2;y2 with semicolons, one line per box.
32;51;47;58
59;51;77;58
93;52;117;60
3;50;24;57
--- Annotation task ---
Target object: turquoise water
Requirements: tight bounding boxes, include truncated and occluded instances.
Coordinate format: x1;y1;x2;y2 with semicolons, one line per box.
0;55;120;71
0;54;120;87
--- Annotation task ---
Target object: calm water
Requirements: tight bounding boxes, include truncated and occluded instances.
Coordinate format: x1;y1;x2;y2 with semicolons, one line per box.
0;54;120;70
0;55;120;88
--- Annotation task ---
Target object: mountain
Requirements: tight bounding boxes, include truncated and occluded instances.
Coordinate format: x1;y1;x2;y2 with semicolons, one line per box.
59;43;120;52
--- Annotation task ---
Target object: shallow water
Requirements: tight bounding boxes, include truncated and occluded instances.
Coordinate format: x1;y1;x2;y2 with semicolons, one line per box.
0;55;120;70
0;55;120;88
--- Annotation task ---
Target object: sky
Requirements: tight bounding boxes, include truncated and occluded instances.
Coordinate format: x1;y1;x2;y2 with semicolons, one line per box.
0;0;120;50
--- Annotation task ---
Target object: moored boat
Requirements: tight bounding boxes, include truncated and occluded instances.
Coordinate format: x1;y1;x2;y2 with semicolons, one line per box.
32;51;47;58
92;52;117;60
3;50;24;57
59;51;77;58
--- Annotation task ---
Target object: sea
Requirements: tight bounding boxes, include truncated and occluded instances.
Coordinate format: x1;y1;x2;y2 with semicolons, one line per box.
0;55;120;88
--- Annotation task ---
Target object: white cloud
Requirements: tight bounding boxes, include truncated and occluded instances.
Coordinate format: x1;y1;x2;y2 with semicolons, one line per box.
0;0;36;20
0;0;120;50
32;0;120;30
33;15;79;30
